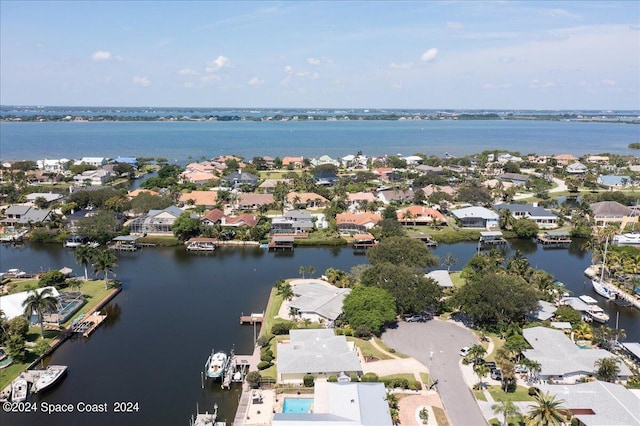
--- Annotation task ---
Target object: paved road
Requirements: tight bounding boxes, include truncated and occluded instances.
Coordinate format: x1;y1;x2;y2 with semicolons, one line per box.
381;320;487;426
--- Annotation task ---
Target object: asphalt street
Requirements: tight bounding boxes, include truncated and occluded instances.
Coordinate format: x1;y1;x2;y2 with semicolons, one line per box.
381;320;487;426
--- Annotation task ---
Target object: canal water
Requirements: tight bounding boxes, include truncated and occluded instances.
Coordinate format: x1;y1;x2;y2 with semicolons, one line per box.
1;241;638;425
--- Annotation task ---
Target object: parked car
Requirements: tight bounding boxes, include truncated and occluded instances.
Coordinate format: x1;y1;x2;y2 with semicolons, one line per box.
515;364;527;374
485;361;497;371
404;314;425;322
491;369;502;380
459;346;471;357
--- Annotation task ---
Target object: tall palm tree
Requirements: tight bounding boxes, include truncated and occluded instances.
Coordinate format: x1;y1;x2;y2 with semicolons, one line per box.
491;400;521;426
467;344;487;362
526;391;567;426
475;363;490;389
594;357;621;382
92;249;118;289
74;245;96;281
22;288;58;338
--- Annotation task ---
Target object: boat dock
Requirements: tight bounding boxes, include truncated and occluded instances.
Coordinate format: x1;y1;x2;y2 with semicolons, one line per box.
479;231;508;247
410;232;438;247
109;235;141;251
186;237;218;252
71;311;107;337
537;231;572;247
239;312;264;325
352;233;378;249
268;235;294;251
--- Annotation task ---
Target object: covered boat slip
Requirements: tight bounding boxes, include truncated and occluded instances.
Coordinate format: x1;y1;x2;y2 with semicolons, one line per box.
268;235;295;251
109;235;141;251
186;237;218;252
537;230;572;247
479;231;507;247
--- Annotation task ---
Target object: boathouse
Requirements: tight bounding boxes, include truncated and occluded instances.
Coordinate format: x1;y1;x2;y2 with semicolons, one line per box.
268;235;294;251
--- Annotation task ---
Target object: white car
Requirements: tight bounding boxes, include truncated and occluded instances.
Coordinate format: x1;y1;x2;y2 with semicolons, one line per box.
459;346;470;357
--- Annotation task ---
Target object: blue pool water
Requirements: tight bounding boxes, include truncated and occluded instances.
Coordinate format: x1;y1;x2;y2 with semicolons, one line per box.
282;398;313;414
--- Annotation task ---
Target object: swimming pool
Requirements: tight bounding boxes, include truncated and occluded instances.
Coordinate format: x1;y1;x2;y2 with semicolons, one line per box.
282;398;313;414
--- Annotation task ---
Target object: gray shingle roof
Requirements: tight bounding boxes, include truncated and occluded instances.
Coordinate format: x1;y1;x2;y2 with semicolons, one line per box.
289;281;351;321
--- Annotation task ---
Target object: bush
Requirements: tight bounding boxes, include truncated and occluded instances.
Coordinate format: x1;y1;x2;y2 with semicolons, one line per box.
7;316;29;338
360;372;379;382
246;371;261;388
335;328;344;335
256;335;273;348
343;328;353;336
260;353;273;363
354;325;372;338
303;374;315;387
271;321;295;335
409;380;422;391
257;361;271;370
383;377;409;388
327;375;338;382
528;387;540;396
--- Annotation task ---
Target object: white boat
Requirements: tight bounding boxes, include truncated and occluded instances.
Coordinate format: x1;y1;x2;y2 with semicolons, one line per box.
64;235;87;248
204;350;228;379
11;377;28;402
579;295;598;305
592;278;616;300
612;233;640;246
31;365;67;393
586;305;610;323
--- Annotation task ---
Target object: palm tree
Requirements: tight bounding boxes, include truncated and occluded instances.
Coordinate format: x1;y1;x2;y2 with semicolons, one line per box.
475;363;490;389
74;245;96;281
526;391;567;426
572;322;593;342
594;357;621;382
491;400;521;426
467;344;487;362
92;249;118;289
22;288;58;338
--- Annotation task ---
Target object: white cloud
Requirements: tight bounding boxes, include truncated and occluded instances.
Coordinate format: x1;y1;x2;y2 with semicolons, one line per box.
546;8;581;20
530;80;555;89
184;82;194;89
446;21;464;30
92;50;112;61
311;72;319;80
390;62;413;69
306;57;334;66
421;48;438;62
392;82;403;90
284;65;293;74
248;77;264;86
601;79;616;86
178;68;199;76
201;74;220;83
205;55;231;72
132;76;151;87
307;57;320;65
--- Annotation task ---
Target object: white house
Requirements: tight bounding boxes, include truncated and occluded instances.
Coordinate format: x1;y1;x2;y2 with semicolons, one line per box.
277;329;363;384
37;158;70;173
73;169;111;186
451;206;499;229
287;280;351;324
76;157;107;167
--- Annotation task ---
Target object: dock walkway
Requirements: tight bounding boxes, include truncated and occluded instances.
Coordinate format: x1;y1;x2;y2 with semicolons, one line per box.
231;345;261;426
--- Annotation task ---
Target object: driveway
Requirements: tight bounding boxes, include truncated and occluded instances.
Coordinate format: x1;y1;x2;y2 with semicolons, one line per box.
381;320;487;426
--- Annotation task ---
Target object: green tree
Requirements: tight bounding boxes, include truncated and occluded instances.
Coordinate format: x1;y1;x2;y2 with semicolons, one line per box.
130;192;173;214
22;288;58;338
594;357;621;382
553;306;582;325
512;218;539;239
76;209;121;244
367;236;439;268
5;334;27;362
38;270;66;288
526;391;566;426
342;285;397;335
278;282;294;301
452;273;540;327
491;400;521;426
74;245;97;281
92;249;118;289
6;316;29;339
172;211;202;241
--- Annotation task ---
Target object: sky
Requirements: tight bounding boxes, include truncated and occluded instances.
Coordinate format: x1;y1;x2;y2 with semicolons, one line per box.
1;1;639;110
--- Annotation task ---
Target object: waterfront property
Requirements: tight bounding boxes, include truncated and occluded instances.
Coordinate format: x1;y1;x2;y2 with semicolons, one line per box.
451;206;499;229
287;280;351;324
0;286;61;320
128;206;186;235
522;326;632;383
494;203;558;229
272;380;393;425
424;270;454;289
537;230;572;247
276;329;362;384
479;231;507;247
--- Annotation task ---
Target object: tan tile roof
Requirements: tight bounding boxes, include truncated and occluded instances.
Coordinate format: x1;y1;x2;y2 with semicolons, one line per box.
336;212;382;226
286;192;328;203
397;206;446;222
178;190;218;206
237;193;275;207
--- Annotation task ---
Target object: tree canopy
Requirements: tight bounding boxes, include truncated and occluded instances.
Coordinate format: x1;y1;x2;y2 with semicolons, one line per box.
367;236;439;269
172;211;202;241
76;210;122;244
342;285;397;335
453;272;540;327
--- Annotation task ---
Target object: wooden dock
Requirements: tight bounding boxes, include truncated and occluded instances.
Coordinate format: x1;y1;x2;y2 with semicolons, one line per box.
537;231;572;247
71;311;107;337
240;312;264;325
268;235;294;251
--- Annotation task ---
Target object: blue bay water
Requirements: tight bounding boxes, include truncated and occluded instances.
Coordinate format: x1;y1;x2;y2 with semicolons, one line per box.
1;120;638;162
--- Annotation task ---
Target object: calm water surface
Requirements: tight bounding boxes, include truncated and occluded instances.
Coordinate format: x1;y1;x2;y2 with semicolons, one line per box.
0;242;638;425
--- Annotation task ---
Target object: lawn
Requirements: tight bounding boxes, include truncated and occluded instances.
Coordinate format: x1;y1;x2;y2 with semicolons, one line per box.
449;271;465;288
346;336;394;361
432;406;450;426
60;279;116;327
419;372;432;387
3;278;41;294
259;287;285;339
373;336;408;358
474;390;487;401
484;334;505;361
487;385;536;402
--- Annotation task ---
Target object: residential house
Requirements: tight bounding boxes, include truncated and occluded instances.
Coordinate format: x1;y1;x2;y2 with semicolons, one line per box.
180;171;216;185
536;381;640;426
401;155;422;165
341;154;368;169
73;169;111;186
377;189;414;204
272;381;393;426
221;170;259;189
310;155;340;167
586;155;610;164
497;154;523;163
36;158;70;173
566;162;588;174
347;192;378;209
276;329;362;384
598;175;633;188
590;201;635;228
527;300;558;322
451;206;499;229
128;206;185;235
25;192;64;205
396;206;447;225
223;213;260;228
287;280;351;324
271;210;314;234
127;189;159;199
236;193;274;211
178;190;218;209
415;164;444;174
285;192;328;210
421;184;457;197
336;212;381;233
499;172;530;186
76;157;107;167
493;203;558;228
554;154;578;166
522;326;632;383
2;205;53;226
200;208;225;226
257;178;291;193
282;156;304;168
314;171;340;186
425;270;454;289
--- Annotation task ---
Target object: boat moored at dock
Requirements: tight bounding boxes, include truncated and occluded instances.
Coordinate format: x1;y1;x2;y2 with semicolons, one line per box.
205;350;229;379
31;365;67;394
586;305;610;323
11;377;28;402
